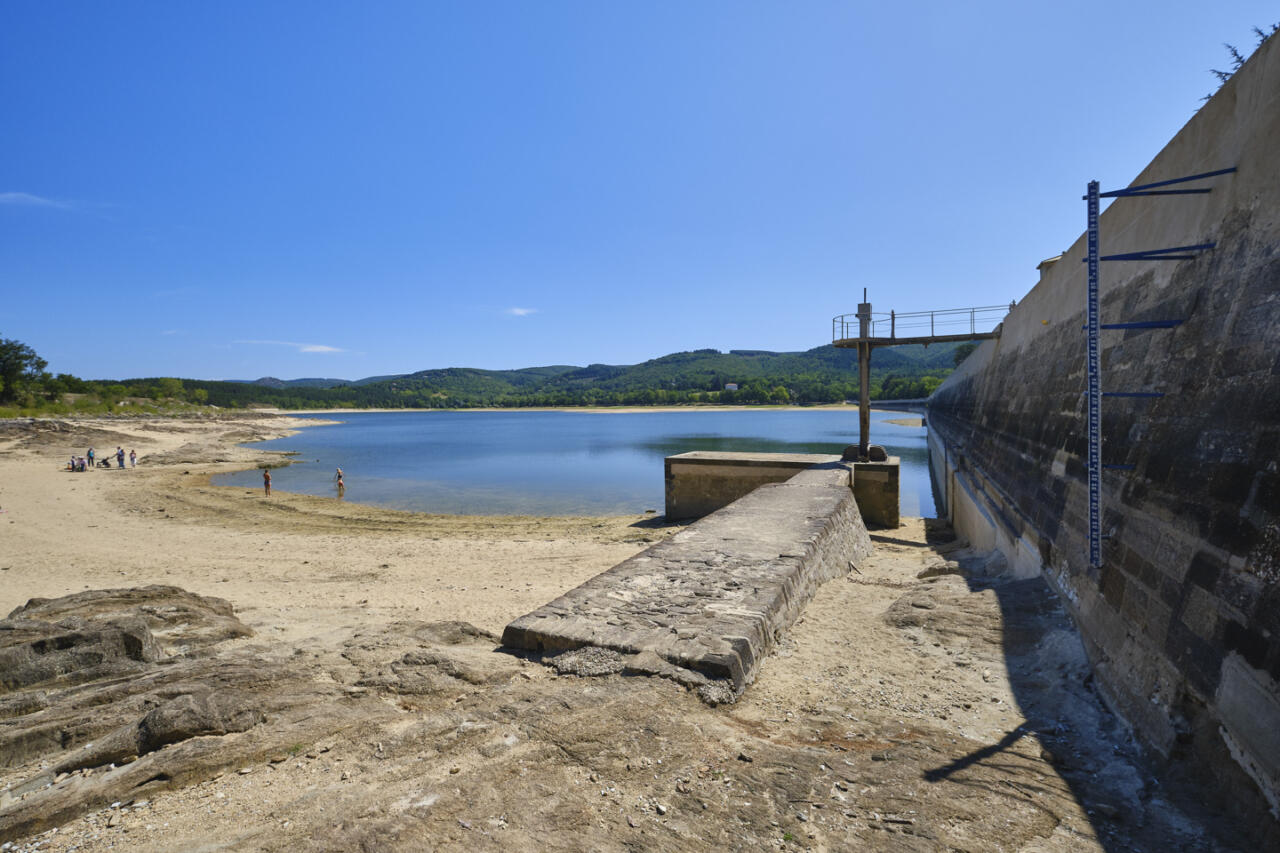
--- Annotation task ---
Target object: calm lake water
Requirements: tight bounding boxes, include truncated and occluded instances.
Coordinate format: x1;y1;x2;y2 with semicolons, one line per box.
215;409;934;517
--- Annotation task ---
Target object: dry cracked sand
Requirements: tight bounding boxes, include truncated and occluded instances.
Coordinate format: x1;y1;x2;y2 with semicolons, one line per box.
0;416;1256;851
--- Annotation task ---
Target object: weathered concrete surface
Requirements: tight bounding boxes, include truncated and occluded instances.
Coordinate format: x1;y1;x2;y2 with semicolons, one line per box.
503;475;872;699
664;451;841;520
928;32;1280;835
852;457;900;529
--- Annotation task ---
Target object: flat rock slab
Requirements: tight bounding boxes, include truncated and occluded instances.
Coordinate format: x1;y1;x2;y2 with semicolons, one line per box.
502;475;872;698
0;586;483;843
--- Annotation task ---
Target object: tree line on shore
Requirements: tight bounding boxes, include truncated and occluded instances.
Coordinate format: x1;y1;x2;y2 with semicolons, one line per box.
0;336;978;416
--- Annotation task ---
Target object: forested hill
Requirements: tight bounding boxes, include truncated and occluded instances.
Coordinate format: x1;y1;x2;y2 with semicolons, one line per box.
175;342;974;409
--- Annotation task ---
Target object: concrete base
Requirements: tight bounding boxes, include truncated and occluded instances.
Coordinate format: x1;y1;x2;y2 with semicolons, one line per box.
851;458;900;529
503;465;873;699
665;451;900;528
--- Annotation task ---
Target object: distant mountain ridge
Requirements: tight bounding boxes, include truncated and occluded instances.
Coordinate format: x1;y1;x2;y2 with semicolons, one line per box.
181;341;970;409
227;343;960;388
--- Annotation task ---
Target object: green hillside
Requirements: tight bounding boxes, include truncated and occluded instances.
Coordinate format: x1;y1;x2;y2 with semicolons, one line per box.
176;342;970;409
0;335;979;416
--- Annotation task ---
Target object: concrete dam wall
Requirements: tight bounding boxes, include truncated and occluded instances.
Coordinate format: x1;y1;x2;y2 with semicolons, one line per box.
928;35;1280;824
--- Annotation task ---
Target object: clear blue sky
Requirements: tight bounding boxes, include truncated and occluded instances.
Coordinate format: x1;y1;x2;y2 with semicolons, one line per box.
2;2;1274;380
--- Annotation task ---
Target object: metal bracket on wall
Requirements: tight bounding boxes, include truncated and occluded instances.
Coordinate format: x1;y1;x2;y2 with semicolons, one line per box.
1083;166;1235;569
1103;391;1165;398
1081;320;1185;331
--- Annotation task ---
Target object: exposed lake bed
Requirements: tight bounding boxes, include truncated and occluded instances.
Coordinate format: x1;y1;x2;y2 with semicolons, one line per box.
0;413;1244;851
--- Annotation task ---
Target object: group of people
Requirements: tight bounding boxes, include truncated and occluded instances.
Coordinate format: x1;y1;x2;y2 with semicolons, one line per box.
68;446;135;472
262;466;344;497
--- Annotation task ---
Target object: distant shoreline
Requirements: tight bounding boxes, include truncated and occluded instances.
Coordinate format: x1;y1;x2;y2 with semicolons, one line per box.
258;402;927;416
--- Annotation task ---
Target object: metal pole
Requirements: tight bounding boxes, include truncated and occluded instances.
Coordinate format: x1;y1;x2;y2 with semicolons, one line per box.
857;298;872;459
1087;180;1102;569
859;342;871;459
891;310;895;339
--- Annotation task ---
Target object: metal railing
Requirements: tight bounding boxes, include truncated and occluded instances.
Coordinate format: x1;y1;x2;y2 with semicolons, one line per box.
832;304;1009;342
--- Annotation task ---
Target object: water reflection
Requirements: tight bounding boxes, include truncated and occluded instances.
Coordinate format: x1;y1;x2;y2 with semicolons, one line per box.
638;435;847;455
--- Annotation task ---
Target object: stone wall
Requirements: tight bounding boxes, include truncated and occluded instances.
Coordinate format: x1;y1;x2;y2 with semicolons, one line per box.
928;36;1280;824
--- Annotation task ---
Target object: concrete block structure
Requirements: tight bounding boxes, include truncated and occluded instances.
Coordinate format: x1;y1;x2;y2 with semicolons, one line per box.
664;452;841;520
851;458;899;529
665;451;900;528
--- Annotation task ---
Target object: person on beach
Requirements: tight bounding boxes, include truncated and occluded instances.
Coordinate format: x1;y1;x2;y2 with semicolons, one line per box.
129;449;136;467
116;447;125;469
263;469;272;496
87;447;94;469
335;467;343;483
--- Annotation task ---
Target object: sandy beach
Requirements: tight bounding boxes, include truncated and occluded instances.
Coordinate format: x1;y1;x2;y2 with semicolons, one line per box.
0;415;667;640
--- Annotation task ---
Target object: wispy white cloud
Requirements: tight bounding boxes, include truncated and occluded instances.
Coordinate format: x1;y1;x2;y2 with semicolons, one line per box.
506;307;538;316
235;339;346;354
0;192;71;209
155;285;200;298
160;329;183;336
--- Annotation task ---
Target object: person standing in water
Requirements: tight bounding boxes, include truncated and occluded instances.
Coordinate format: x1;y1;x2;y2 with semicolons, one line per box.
336;474;345;498
263;469;272;496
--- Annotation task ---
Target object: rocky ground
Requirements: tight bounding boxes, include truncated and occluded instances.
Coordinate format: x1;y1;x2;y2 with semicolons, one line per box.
1;528;1252;851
